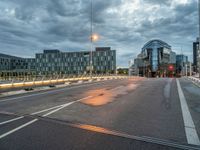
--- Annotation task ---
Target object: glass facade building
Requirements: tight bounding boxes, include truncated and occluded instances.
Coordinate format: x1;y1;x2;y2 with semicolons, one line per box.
0;53;35;79
193;38;200;72
0;53;32;72
0;47;116;77
134;39;176;77
176;54;188;74
35;47;116;75
141;39;172;72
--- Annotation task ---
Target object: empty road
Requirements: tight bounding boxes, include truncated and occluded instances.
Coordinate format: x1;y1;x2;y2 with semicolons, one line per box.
0;77;200;150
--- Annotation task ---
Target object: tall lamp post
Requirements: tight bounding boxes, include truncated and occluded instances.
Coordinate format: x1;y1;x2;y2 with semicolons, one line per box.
89;0;99;77
90;0;93;77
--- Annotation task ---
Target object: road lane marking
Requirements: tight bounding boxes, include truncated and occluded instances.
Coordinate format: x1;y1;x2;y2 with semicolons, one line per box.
176;79;200;146
0;119;38;139
67;123;199;150
0;96;92;139
0;116;24;125
0;104;69;126
31;105;65;115
0;79;114;103
163;79;172;99
42;96;92;117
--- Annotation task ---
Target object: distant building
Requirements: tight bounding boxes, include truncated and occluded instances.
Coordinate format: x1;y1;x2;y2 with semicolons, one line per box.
35;47;116;75
170;51;176;64
0;47;116;78
0;53;34;78
129;64;139;76
193;38;200;72
0;53;10;71
176;54;188;74
176;54;188;73
130;54;143;76
25;58;36;72
133;39;176;77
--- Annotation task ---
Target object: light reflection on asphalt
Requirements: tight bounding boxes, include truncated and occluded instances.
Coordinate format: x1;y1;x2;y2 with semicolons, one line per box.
81;83;139;106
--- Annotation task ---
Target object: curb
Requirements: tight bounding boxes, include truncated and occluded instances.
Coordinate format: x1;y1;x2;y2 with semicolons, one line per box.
186;77;200;88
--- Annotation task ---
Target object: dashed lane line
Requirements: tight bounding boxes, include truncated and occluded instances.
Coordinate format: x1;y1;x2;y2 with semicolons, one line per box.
0;96;92;139
0;116;24;125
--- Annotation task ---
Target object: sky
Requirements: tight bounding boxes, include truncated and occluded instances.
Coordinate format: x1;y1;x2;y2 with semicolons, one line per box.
0;0;198;67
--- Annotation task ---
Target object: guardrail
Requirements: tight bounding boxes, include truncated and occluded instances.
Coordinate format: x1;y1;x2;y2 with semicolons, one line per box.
0;75;134;89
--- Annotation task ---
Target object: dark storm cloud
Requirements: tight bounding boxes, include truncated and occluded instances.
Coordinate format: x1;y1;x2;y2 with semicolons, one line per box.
134;0;197;52
143;0;171;5
0;0;198;66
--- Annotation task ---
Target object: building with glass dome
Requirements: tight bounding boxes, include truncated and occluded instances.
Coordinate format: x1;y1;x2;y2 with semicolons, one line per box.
133;39;176;77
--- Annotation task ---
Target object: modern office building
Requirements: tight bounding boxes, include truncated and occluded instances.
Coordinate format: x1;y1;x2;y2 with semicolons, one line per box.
170;51;176;64
193;38;200;72
0;53;34;78
0;47;116;78
35;47;116;75
134;39;176;77
176;54;188;74
0;53;11;71
25;58;36;72
130;54;144;76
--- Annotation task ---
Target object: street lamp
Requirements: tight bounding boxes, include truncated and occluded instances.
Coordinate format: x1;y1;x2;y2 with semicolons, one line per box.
89;0;99;77
91;34;99;42
89;0;93;77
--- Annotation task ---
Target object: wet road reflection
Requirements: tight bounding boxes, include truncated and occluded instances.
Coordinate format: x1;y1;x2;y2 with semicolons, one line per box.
81;84;139;106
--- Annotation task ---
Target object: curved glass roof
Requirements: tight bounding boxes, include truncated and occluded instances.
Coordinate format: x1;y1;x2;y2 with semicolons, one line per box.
142;39;171;52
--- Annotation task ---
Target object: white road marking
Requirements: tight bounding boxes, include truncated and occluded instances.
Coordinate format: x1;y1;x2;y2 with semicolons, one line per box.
0;116;24;125
176;79;200;145
163;79;172;99
0;119;38;139
31;104;65;115
0;79;110;103
0;96;92;139
42;96;92;117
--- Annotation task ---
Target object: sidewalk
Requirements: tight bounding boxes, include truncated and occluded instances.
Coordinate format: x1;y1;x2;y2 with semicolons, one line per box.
187;76;200;88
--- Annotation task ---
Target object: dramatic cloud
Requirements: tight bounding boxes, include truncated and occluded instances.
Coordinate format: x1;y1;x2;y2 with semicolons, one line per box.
0;0;198;66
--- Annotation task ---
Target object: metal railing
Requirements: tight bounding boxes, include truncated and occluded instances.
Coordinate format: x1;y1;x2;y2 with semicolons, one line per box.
0;74;133;89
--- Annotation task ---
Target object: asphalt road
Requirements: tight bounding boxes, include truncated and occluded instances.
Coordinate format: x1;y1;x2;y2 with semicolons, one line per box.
0;77;200;150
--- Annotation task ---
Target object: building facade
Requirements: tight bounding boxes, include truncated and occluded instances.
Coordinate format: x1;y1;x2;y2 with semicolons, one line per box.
0;53;11;71
0;53;34;79
35;47;116;75
170;51;176;64
1;47;116;78
134;39;176;77
176;54;188;75
193;38;200;72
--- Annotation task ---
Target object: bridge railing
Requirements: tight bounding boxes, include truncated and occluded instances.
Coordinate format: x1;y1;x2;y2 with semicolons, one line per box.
0;74;135;89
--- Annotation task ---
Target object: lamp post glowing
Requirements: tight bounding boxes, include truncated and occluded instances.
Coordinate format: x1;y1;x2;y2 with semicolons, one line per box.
91;34;99;42
89;0;99;77
89;0;93;77
89;33;99;77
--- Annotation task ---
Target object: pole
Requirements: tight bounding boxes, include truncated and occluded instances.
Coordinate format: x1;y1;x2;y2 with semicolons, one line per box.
186;63;187;77
190;62;192;76
90;0;93;78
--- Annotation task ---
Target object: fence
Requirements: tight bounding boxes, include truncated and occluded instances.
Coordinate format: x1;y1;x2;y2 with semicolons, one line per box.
0;74;133;89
